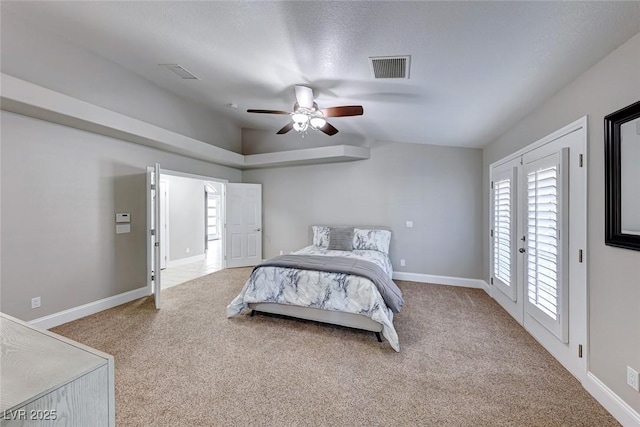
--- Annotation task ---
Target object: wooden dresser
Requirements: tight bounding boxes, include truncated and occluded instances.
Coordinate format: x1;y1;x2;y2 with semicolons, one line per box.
0;313;115;426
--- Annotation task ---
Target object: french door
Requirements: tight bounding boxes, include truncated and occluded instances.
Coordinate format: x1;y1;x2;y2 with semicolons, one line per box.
490;119;587;380
491;158;520;307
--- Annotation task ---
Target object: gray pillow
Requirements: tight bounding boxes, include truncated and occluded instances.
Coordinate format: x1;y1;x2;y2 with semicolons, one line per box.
327;227;354;251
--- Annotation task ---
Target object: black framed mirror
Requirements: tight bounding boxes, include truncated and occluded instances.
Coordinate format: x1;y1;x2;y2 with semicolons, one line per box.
605;100;640;251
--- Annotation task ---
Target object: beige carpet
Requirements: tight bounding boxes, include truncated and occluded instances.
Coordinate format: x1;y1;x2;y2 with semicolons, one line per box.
52;268;617;426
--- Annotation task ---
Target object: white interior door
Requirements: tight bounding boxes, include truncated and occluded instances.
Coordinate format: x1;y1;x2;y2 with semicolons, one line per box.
225;183;262;268
490;121;587;380
146;163;162;309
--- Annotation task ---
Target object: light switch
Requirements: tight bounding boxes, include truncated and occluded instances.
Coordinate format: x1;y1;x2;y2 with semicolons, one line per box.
116;213;131;223
116;224;131;234
405;220;413;228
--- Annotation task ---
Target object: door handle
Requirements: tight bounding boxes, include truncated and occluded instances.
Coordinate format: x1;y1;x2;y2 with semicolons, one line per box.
519;248;526;253
256;228;261;232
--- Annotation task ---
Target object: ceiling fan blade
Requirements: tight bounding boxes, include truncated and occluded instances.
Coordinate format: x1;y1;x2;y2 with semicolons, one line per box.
276;122;294;134
318;122;339;136
322;106;364;117
247;109;290;115
295;85;314;109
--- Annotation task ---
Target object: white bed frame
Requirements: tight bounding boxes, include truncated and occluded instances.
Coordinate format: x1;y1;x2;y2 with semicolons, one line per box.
247;302;384;334
248;225;391;342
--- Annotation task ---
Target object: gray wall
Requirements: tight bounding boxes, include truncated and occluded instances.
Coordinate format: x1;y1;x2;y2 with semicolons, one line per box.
163;175;205;262
483;32;640;413
242;128;368;155
0;111;241;322
0;8;241;153
243;138;483;279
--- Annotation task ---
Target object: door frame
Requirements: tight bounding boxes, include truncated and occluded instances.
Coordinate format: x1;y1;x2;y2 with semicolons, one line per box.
488;116;588;381
147;168;229;300
161;170;228;272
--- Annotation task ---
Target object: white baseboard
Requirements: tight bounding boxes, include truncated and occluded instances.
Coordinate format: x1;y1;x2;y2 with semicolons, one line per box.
584;372;640;427
480;280;491;296
29;286;149;330
393;271;489;292
166;253;205;269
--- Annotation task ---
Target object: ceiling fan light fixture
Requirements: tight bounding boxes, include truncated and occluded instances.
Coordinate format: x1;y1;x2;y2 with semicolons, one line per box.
292;113;309;125
293;121;308;132
310;117;326;129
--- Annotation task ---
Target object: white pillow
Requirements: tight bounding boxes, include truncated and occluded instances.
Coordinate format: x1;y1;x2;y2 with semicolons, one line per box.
353;228;391;254
312;226;331;247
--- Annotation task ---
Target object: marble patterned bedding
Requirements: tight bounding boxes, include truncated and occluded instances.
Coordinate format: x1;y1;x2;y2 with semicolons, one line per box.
226;245;400;351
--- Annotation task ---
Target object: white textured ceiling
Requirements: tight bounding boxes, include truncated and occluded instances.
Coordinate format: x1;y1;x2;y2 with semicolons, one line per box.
3;1;640;148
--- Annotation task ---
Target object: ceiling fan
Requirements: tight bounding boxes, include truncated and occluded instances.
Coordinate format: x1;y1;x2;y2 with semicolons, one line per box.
247;85;363;136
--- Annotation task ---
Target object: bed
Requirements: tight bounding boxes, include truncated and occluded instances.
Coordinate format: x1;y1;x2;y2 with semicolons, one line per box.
226;226;404;351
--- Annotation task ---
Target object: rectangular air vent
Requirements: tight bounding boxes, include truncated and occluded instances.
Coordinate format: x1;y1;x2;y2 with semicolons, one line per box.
369;55;410;79
159;64;199;80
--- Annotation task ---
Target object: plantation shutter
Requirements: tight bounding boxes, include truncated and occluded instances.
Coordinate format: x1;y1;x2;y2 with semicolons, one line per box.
494;180;511;283
527;165;559;318
491;164;517;301
524;150;568;342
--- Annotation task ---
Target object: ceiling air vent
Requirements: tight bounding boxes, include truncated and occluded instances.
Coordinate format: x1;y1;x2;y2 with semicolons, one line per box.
159;64;199;80
369;55;410;79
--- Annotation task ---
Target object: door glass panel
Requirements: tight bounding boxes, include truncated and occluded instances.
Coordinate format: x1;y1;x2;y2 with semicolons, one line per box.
490;163;517;302
493;178;512;286
527;165;559;320
207;194;220;240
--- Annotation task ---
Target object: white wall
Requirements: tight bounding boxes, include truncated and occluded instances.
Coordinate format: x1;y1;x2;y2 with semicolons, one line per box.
0;8;241;153
483;32;640;414
163;175;205;262
242;128;368;155
243;138;483;279
0;111;241;322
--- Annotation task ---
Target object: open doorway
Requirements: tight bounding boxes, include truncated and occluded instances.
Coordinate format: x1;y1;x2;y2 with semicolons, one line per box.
148;166;262;304
159;173;225;289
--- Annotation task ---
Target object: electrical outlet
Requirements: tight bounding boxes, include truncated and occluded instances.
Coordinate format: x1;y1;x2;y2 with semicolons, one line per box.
628;366;640;392
186;248;190;254
31;297;41;309
279;250;284;255
400;259;406;267
405;220;413;228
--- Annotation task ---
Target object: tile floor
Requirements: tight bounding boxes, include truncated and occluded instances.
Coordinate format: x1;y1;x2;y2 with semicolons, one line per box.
161;239;223;289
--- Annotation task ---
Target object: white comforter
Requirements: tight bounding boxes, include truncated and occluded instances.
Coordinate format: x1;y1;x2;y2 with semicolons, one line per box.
226;246;400;351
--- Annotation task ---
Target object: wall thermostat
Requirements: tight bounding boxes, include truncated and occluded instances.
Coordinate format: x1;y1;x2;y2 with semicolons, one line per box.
116;213;130;223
